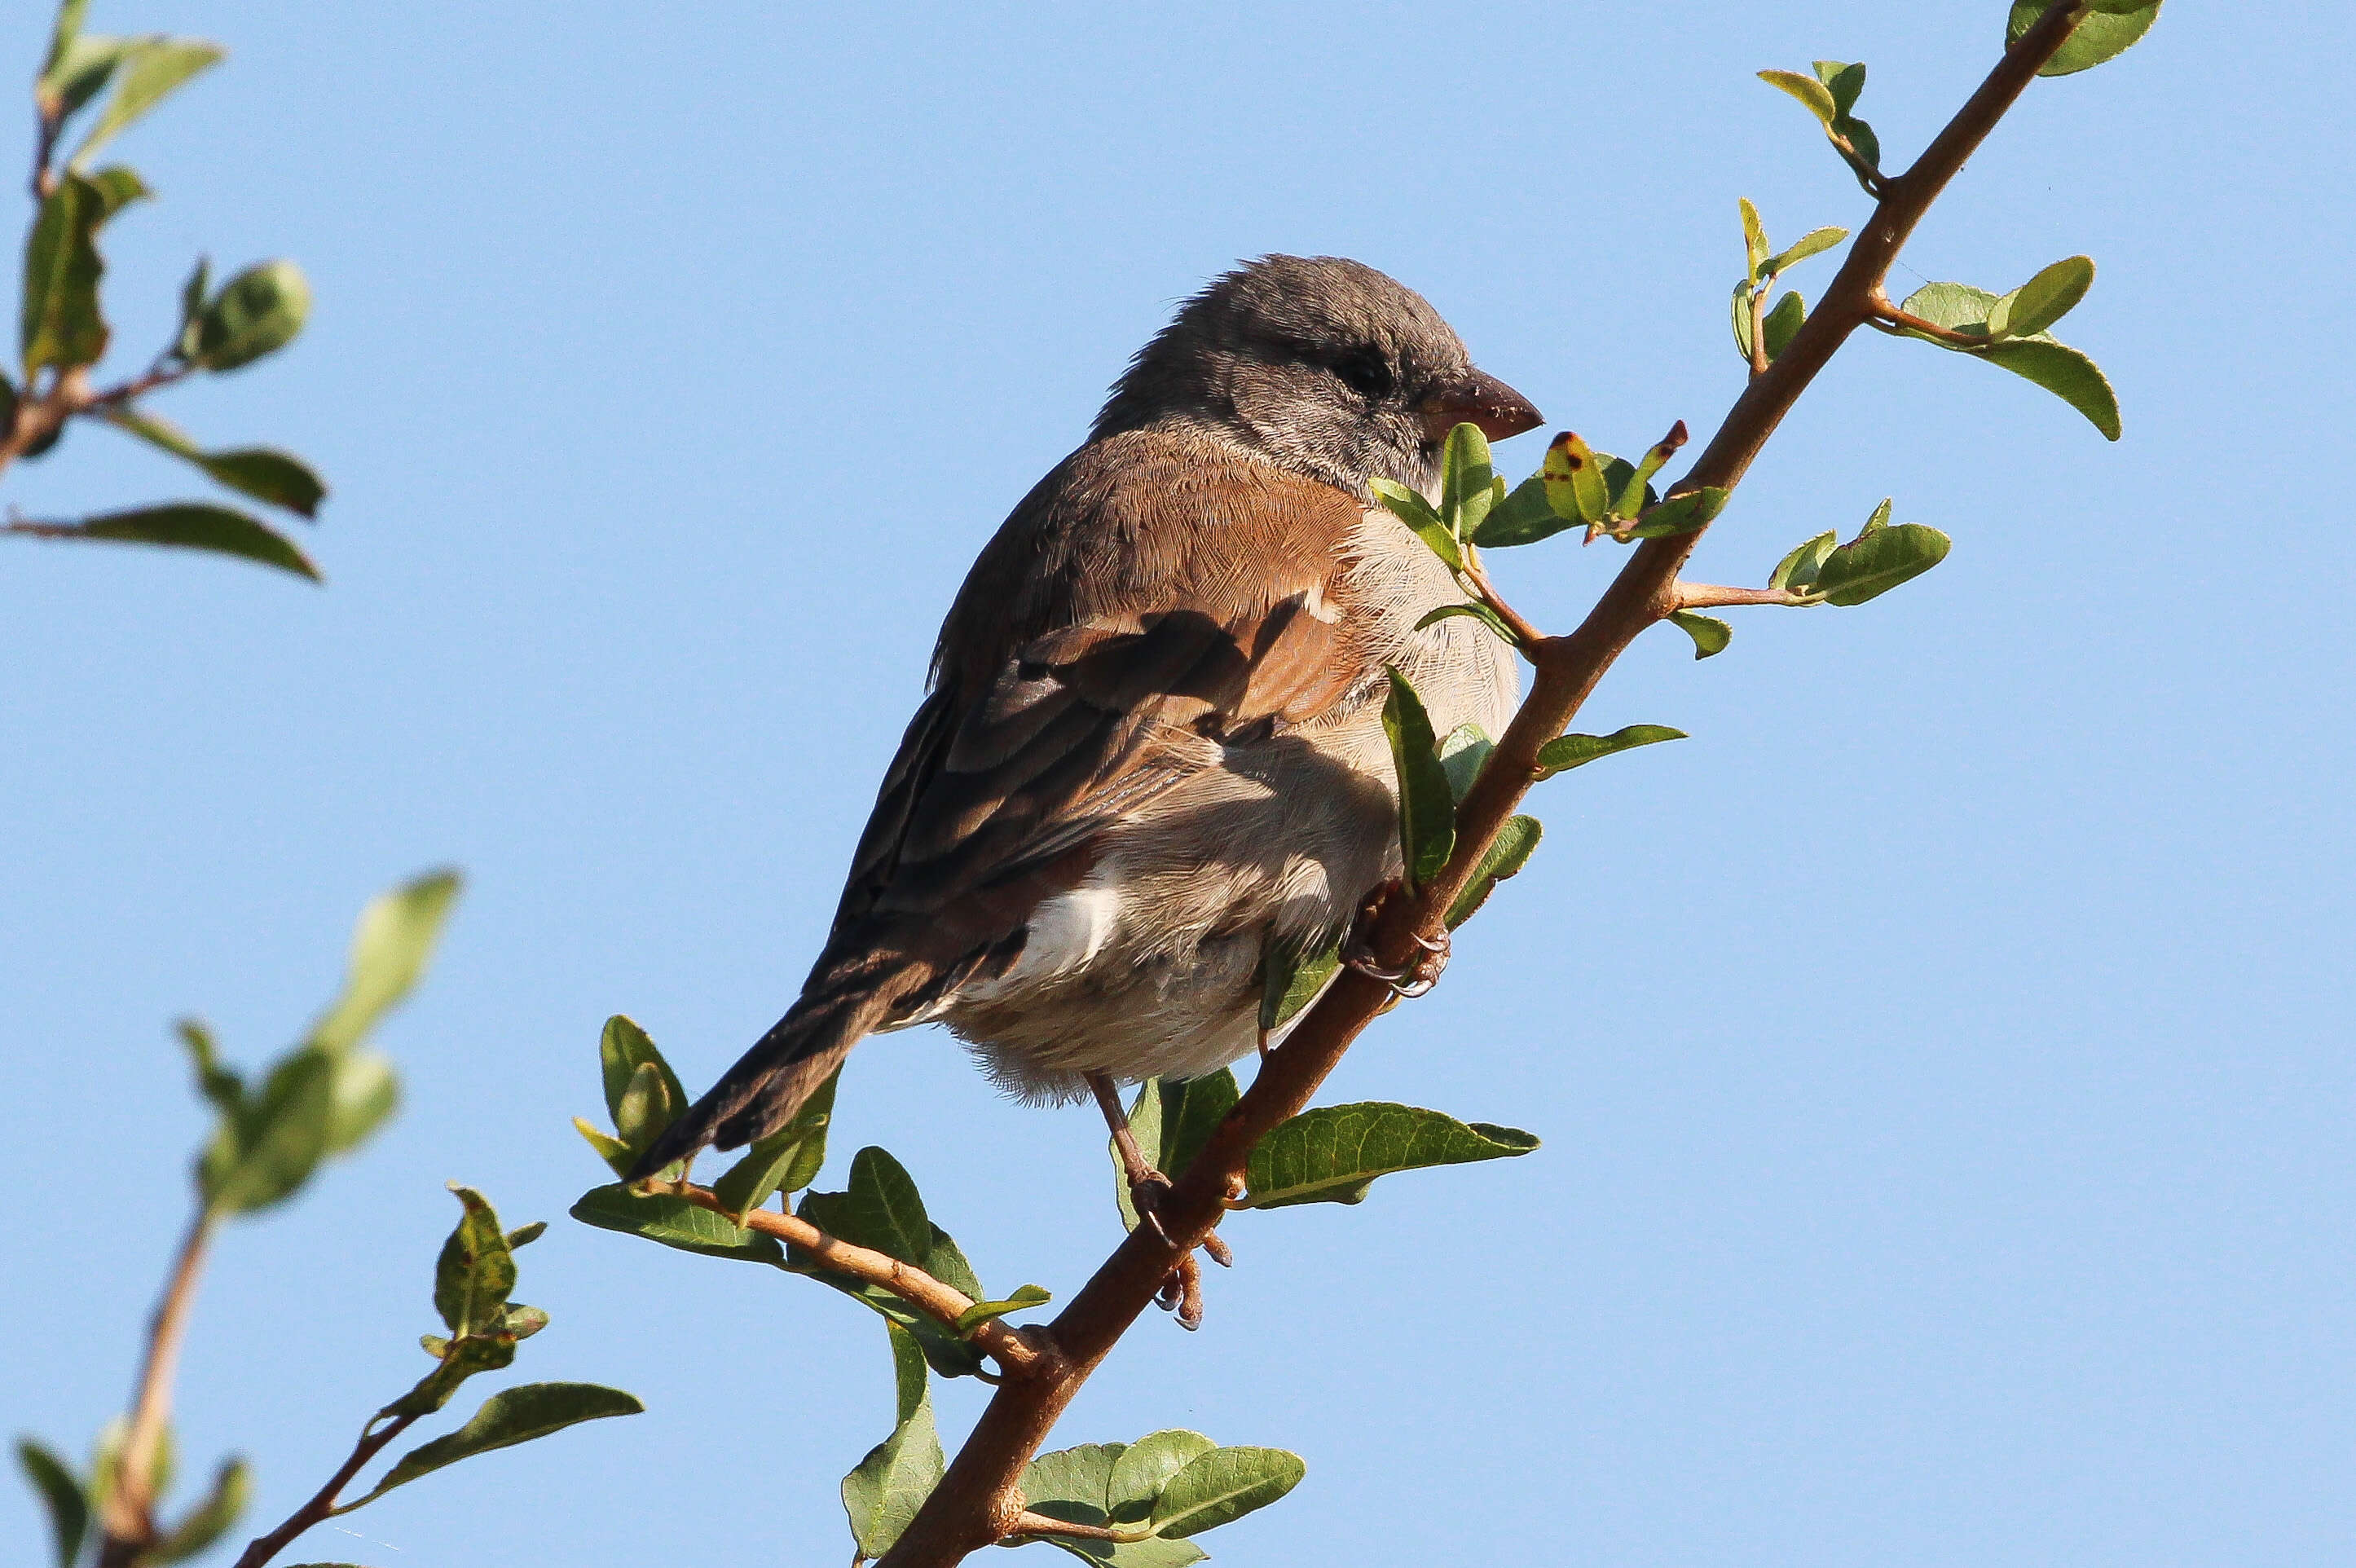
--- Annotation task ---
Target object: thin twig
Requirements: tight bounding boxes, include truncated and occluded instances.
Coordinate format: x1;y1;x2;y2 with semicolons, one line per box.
1749;278;1773;378
1830;132;1887;199
229;1411;423;1568
666;1182;1059;1380
874;7;2098;1563
1673;583;1810;610
1003;1512;1152;1544
1461;549;1545;649
1865;293;1988;348
95;1209;218;1568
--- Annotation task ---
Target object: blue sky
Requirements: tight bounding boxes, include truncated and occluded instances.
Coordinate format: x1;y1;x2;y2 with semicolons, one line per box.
6;3;2353;1565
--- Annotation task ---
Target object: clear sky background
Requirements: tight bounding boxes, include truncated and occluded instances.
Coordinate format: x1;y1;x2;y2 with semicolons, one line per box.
6;4;2352;1566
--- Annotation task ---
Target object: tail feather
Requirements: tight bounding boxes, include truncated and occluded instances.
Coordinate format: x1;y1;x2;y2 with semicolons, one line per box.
626;960;926;1181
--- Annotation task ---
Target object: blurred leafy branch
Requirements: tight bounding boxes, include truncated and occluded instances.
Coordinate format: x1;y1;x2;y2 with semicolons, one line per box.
565;4;2163;1566
15;872;645;1568
4;0;326;579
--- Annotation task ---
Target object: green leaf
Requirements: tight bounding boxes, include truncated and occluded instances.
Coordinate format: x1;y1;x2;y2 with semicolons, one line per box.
1471;473;1574;548
1812;59;1867;116
1257;937;1340;1036
841;1324;944;1559
499;1302;548;1340
306;870;460;1055
21;176;108;377
1624;487;1729;539
38;19;129;128
1019;1442;1125;1535
1367;475;1460;571
82;165;150;220
199;1046;334;1213
573;1117;634;1177
1738;196;1771;278
1438;722;1493;804
1805;517;1953;606
1534;725;1687;780
176;254;208;358
1896;280;1998;340
505;1220;547;1249
152;1456;249;1564
15;1438;88;1568
597;1015;688;1139
1763;291;1806;362
1769;530;1838;592
1763;227;1847;279
1981;340;2121;439
1615;425;1685;520
795;1148;993;1376
2008;1;2163;77
953;1284;1052;1337
1667;610;1731;659
71;38;222;168
1444;814;1542;929
570;1182;787;1266
615;1061;679;1163
324;1048;399;1154
176;1017;242;1114
710;1064;839;1213
1109;1431;1218;1524
192;259;310;372
1758;68;1839;126
337;1384;642;1512
101;407;327;517
1989;255;2094;339
1239;1103;1539;1209
1381;670;1455;892
1438;423;1496;539
1149;1447;1306;1539
27;503;321;580
1540;431;1610;524
433;1184;516;1338
1415;600;1519;647
1731;278;1756;363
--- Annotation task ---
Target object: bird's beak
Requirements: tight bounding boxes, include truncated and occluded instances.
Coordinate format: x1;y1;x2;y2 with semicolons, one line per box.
1419;370;1543;444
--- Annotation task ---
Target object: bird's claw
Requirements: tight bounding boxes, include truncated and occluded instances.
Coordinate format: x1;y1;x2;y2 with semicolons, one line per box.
1341;925;1449;998
1128;1169;1221;1329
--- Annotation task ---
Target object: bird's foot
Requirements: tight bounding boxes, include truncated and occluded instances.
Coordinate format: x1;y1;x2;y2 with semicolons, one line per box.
1341;919;1450;998
1127;1172;1231;1332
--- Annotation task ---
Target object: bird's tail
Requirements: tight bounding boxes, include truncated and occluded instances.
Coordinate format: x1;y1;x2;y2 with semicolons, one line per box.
626;957;927;1181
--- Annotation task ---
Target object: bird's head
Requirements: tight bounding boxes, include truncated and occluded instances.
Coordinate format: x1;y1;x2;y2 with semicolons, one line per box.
1091;254;1541;498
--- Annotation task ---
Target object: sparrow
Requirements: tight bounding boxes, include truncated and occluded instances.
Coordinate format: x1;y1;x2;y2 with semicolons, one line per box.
634;255;1540;1203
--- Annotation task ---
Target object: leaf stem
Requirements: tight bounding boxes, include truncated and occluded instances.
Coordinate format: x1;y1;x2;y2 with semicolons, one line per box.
873;6;2098;1564
1672;582;1810;610
95;1206;218;1568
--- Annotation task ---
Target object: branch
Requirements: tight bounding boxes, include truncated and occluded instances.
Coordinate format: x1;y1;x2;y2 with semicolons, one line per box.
1673;582;1808;610
667;1182;1058;1381
874;7;2099;1563
229;1410;422;1568
95;1209;218;1568
1866;291;1988;347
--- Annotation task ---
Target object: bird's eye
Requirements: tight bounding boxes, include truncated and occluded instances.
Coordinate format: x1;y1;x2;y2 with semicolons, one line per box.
1332;348;1394;401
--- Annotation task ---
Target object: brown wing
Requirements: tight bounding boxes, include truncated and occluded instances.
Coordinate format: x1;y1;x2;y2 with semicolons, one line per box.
823;427;1371;979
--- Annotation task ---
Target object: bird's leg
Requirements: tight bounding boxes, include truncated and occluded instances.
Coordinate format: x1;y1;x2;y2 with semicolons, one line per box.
1340;881;1451;997
1085;1072;1228;1330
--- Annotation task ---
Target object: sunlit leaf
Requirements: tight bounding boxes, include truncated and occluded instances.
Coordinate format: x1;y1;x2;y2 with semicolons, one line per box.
1668;610;1731;660
1763;227;1847;278
101;407;327;517
1623;487;1728;539
2008;1;2163;77
1769;530;1838;592
1541;431;1610;524
1239;1103;1539;1209
1738;196;1771;278
323;1048;399;1153
1438;422;1496;539
569;1182;787;1266
1149;1447;1306;1539
336;1384;642;1512
1763;290;1806;361
433;1184;515;1338
1415;600;1519;647
710;1064;839;1213
1534;725;1686;780
1757;68;1838;126
191;259;310;372
71;38;222;168
1381;670;1455;892
1806;518;1953;606
1444;814;1542;929
1988;255;2094;339
1812;59;1867;115
841;1323;944;1559
152;1456;249;1564
953;1284;1052;1336
1472;473;1574;548
199;1046;333;1213
1368;475;1460;571
302;870;460;1055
